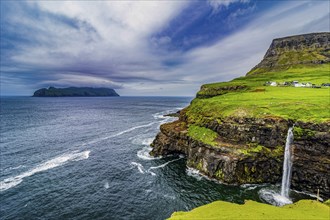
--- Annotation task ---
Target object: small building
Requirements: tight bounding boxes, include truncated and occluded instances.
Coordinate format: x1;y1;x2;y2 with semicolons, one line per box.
321;83;330;87
292;81;299;87
306;82;312;87
270;82;277;86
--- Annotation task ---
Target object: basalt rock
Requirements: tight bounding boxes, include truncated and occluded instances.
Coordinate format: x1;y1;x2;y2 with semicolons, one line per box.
150;116;330;199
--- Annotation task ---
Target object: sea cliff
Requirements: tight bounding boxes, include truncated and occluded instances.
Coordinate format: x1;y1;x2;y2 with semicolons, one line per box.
150;33;330;199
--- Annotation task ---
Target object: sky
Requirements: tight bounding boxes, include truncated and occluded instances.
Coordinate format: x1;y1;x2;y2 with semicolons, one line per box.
1;0;329;96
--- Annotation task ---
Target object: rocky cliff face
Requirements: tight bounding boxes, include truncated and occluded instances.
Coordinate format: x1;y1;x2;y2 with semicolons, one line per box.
248;32;330;75
151;116;330;199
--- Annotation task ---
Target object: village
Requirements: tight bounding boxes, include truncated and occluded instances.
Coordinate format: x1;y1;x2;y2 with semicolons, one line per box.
264;81;330;88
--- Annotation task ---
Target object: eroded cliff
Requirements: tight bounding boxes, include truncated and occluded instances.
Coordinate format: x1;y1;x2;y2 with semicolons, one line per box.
150;33;330;199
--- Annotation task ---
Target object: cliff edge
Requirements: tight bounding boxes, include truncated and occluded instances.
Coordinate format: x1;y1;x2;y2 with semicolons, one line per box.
150;33;330;199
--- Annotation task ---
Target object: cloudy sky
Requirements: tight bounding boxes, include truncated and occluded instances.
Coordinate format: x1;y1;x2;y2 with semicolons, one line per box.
1;0;329;96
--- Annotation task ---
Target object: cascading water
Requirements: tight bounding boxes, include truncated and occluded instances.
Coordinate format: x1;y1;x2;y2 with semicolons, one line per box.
258;127;294;206
280;127;294;198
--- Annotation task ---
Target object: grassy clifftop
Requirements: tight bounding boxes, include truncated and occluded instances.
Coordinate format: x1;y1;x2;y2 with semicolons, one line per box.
169;200;330;220
193;33;330;123
191;64;329;123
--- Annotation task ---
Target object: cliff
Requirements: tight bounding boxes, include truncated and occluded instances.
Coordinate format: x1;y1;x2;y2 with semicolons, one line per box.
150;33;330;199
33;87;119;97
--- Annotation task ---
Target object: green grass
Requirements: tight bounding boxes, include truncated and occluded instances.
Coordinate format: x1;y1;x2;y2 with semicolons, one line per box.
203;64;329;89
187;125;218;146
169;200;330;220
189;64;330;123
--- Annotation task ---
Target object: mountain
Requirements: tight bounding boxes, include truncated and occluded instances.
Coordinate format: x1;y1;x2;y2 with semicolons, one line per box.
151;32;330;199
248;32;330;75
33;87;119;97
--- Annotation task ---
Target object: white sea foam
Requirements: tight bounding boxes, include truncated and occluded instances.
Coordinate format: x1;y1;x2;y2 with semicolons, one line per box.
137;146;154;160
258;189;292;206
241;183;268;190
0;150;90;192
152;112;166;119
130;162;145;174
83;122;157;147
297;191;323;201
2;165;26;172
104;181;109;189
186;167;203;180
131;158;182;175
185;167;214;182
152;107;183;120
148;158;182;171
112;122;156;138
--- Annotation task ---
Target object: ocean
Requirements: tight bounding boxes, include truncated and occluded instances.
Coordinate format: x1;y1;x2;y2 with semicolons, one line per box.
0;97;311;219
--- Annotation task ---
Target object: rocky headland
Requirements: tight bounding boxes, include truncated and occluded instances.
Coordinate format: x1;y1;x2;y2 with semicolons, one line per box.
150;32;330;199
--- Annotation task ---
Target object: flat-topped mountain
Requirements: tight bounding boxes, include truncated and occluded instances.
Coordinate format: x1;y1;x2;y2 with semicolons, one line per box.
33;87;119;97
248;32;330;75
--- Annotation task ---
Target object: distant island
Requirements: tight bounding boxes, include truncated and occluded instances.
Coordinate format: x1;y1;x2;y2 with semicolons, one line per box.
33;87;119;97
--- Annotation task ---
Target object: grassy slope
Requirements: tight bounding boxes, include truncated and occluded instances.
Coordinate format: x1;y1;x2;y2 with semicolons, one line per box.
189;64;330;123
169;200;330;220
187;125;218;146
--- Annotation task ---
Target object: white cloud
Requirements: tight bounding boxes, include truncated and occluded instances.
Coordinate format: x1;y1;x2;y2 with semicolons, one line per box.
208;0;250;11
1;0;329;96
158;0;330;90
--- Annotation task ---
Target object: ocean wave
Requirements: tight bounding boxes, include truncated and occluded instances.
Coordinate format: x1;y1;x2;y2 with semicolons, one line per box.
185;167;214;182
0;150;90;192
186;167;203;181
148;157;182;171
130;162;145;174
83;122;157;146
131;157;182;176
1;165;26;172
152;107;183;120
137;146;158;160
111;122;156;138
241;183;268;190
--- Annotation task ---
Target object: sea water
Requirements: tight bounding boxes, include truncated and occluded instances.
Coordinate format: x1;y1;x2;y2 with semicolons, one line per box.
0;97;312;219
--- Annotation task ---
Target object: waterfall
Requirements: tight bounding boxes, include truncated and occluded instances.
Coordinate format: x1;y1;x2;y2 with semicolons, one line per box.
258;127;294;206
280;127;294;198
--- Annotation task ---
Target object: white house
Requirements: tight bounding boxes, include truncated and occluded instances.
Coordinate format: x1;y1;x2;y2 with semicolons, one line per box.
270;82;277;86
